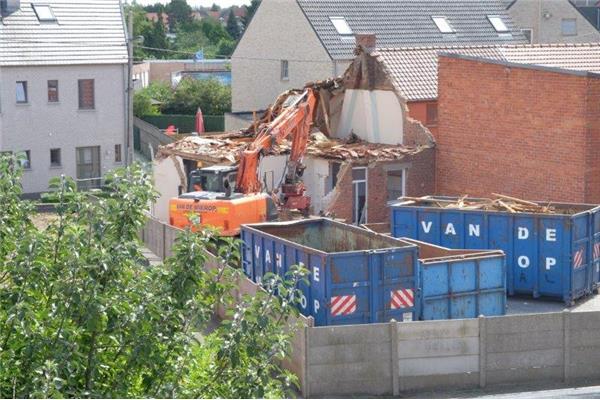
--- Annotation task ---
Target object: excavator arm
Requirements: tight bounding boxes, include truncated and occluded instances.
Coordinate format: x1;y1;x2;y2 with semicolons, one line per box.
235;88;318;195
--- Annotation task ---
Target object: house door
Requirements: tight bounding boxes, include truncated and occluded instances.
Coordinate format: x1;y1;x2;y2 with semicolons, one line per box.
76;146;101;190
352;167;367;224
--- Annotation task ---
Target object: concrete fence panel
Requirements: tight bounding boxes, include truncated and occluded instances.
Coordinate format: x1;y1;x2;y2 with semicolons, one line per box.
307;323;393;397
568;311;600;380
164;224;181;258
485;312;564;385
397;319;480;391
144;217;166;259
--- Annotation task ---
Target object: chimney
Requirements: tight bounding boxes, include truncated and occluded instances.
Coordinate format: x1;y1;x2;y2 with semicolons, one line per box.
1;0;20;16
355;33;377;53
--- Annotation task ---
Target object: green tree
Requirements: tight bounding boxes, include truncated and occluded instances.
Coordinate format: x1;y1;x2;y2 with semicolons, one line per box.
241;0;261;29
166;0;193;32
133;90;158;117
226;9;241;40
143;2;165;13
0;154;306;398
164;77;232;115
210;3;220;12
199;18;232;45
217;38;237;57
144;18;170;59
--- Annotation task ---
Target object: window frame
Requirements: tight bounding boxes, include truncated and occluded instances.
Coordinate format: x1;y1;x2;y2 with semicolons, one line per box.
561;18;577;36
50;148;61;167
432;16;454;33
521;28;533;43
78;79;95;110
426;102;438;126
387;168;407;201
280;60;289;81
32;4;57;22
487;15;509;33
329;16;353;36
21;150;31;169
47;80;59;103
16;81;28;104
114;144;122;163
352;167;368;225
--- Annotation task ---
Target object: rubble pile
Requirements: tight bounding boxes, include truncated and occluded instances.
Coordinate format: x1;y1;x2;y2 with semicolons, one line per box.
397;194;572;214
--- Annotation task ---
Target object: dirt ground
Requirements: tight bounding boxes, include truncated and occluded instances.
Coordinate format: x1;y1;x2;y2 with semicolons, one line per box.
32;212;58;230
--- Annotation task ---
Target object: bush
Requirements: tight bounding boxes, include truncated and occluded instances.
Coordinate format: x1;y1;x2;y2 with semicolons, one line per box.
163;77;231;115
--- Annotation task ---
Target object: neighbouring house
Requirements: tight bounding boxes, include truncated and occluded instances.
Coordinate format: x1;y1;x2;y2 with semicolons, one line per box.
506;0;600;43
146;12;169;27
227;0;527;131
132;59;231;89
436;53;600;203
0;0;129;195
152;39;436;225
366;42;600;135
572;0;600;31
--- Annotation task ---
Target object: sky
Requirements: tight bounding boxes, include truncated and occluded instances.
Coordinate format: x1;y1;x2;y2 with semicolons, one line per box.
135;0;250;7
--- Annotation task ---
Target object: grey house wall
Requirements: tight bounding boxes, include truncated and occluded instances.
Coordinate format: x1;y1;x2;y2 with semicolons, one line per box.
231;0;335;116
508;0;600;43
0;64;127;194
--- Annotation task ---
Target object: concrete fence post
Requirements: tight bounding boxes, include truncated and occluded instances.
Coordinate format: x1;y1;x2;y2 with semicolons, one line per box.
479;315;487;388
161;222;167;260
304;325;311;398
390;321;400;395
563;309;571;382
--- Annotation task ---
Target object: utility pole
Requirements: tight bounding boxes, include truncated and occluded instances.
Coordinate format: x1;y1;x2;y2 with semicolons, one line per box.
126;9;134;166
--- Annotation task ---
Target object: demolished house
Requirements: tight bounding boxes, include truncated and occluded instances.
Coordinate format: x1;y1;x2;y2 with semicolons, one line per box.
152;35;435;225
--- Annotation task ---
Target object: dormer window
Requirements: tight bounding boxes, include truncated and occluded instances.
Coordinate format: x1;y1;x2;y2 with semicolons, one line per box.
432;16;454;33
329;16;353;36
488;15;509;32
33;4;56;22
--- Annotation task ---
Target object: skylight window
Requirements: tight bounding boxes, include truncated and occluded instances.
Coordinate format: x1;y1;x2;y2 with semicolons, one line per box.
488;15;509;32
330;16;353;36
432;16;454;33
33;4;56;22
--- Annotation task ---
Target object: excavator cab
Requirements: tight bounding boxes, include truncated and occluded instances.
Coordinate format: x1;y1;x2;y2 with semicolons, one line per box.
188;165;238;196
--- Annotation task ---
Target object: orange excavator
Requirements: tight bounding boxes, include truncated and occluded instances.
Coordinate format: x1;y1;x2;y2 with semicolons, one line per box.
169;88;318;236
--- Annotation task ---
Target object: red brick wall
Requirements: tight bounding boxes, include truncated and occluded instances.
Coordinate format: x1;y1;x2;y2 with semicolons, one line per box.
585;76;600;203
328;148;435;223
437;56;591;203
407;101;438;137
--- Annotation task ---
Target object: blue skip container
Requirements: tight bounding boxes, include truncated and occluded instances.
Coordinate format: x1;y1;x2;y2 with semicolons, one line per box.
241;218;506;326
391;196;600;304
403;238;506;320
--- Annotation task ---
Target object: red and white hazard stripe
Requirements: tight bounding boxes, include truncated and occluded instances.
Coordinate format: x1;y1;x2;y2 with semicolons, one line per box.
594;243;600;261
573;248;585;269
330;295;357;316
390;288;414;309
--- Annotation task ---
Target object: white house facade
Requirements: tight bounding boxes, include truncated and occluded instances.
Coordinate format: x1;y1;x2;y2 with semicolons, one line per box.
0;0;129;194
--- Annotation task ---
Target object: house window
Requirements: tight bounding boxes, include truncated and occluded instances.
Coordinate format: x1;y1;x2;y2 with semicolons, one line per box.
78;79;95;109
521;29;533;43
432;16;454;33
329;16;353;36
387;169;406;201
76;146;101;190
114;144;122;163
50;148;61;167
21;150;31;169
48;80;59;102
487;15;509;32
281;60;289;81
562;19;577;36
426;103;438;126
16;81;28;103
352;167;367;225
32;4;57;22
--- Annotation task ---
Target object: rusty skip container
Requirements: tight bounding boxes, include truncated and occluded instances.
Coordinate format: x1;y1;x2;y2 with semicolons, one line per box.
391;196;600;304
240;218;419;326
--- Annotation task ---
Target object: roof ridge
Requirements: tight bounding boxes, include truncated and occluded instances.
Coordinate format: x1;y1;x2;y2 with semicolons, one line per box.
373;42;600;55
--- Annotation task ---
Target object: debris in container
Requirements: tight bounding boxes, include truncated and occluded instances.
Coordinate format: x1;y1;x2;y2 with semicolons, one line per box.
398;194;567;214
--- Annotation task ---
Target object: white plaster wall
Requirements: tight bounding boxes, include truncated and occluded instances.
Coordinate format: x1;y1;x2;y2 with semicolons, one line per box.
303;156;330;215
152;156;184;223
231;0;335;113
0;64;127;193
336;89;404;145
258;154;287;192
